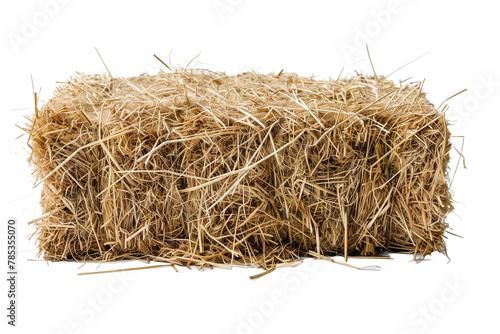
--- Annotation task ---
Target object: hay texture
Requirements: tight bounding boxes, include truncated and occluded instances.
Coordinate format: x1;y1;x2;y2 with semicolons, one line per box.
27;69;453;269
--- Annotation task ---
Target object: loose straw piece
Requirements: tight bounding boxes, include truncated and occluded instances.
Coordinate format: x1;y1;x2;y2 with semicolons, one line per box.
78;264;176;276
308;251;381;271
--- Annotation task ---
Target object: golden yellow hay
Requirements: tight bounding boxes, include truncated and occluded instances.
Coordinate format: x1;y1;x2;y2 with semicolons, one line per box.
26;68;453;269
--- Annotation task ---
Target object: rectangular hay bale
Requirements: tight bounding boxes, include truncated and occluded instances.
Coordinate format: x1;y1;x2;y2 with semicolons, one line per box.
27;70;453;268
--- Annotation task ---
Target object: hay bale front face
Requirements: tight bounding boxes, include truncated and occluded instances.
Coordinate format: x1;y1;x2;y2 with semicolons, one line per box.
28;70;452;268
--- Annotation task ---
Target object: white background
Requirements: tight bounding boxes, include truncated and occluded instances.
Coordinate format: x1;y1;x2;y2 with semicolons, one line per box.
1;1;498;333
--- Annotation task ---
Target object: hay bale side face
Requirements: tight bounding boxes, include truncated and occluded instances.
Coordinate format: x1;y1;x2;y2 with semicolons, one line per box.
28;70;453;267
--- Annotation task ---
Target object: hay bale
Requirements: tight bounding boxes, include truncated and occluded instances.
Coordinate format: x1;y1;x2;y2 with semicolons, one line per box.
27;69;453;268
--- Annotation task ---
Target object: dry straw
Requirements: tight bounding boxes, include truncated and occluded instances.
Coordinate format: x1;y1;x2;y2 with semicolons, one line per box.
26;66;453;270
